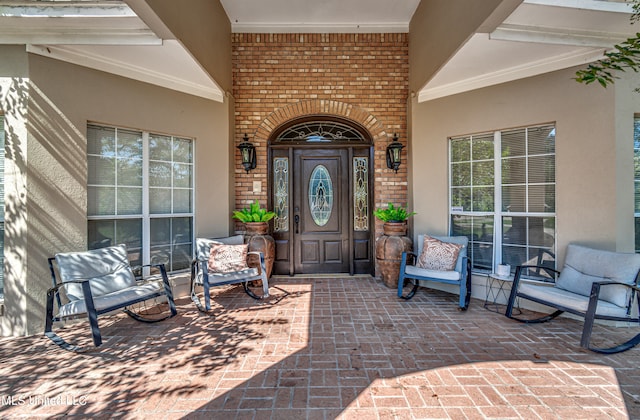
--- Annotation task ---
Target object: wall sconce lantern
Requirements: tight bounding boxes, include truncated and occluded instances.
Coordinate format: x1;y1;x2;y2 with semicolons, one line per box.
386;133;404;173
237;134;256;173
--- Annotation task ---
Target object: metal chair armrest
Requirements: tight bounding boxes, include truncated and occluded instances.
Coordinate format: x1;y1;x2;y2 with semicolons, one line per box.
46;279;90;296
591;279;640;292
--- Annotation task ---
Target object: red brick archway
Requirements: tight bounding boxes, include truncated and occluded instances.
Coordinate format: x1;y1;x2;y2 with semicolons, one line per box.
254;99;387;144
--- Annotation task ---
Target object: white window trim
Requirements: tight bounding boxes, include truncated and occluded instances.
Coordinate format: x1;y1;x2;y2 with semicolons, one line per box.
87;124;195;277
449;125;557;274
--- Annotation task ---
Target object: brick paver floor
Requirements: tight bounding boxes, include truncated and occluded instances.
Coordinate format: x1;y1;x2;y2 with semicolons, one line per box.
0;276;639;419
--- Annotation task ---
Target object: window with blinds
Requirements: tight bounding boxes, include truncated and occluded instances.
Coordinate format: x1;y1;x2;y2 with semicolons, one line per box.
87;124;193;275
450;124;556;274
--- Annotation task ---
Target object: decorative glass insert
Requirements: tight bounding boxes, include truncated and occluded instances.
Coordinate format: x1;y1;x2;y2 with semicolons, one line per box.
273;157;289;232
354;157;368;231
275;121;367;143
309;165;333;226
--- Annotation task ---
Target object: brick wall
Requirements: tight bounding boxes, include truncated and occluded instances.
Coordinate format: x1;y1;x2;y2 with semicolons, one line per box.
232;33;409;238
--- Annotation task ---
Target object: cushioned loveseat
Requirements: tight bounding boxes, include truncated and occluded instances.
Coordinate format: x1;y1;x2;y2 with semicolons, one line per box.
45;244;177;351
505;243;640;353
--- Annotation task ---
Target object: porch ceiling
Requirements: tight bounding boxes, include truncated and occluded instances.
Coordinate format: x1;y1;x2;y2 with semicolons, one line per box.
0;0;636;102
419;0;637;102
0;0;225;102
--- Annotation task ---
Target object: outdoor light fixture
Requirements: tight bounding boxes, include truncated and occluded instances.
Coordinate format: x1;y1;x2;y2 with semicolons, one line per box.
386;133;404;173
237;134;256;173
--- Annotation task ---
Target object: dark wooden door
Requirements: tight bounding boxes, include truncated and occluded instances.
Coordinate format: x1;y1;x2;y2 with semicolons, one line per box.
293;148;349;273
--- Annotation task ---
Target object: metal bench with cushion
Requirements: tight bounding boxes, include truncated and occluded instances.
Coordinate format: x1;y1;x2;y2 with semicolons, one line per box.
397;234;472;310
505;243;640;354
191;235;269;311
45;244;177;352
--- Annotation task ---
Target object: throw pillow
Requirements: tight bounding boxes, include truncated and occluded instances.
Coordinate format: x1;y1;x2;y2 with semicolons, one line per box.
208;243;249;273
417;236;463;271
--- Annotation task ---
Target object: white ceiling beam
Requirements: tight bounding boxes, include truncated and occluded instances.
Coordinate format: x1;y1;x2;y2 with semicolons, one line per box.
491;23;630;48
418;47;605;103
523;0;632;13
0;1;161;44
0;27;162;45
0;2;137;17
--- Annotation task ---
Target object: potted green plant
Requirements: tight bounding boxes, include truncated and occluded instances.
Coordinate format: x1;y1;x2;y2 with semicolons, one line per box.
374;203;416;289
233;200;276;225
374;202;416;223
374;202;416;236
233;200;276;279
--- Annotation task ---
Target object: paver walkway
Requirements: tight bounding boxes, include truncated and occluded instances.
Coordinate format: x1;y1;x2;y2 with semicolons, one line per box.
0;276;639;419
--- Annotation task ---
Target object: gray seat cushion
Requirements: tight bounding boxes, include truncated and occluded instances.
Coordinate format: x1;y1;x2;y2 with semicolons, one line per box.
405;265;461;281
58;280;165;318
556;244;640;307
55;245;137;301
518;282;630;318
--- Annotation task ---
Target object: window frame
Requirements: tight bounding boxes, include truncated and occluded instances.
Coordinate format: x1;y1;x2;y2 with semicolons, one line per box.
87;123;195;276
449;124;557;274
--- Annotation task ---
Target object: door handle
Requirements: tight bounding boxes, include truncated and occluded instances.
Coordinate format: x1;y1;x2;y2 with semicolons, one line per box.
294;214;300;234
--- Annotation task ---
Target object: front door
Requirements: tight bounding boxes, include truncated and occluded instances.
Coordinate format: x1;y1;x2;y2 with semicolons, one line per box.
294;148;349;273
271;145;373;276
269;117;374;276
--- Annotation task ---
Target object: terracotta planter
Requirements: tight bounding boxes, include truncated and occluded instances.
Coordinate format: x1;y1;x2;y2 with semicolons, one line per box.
382;221;408;236
376;222;412;289
244;222;275;282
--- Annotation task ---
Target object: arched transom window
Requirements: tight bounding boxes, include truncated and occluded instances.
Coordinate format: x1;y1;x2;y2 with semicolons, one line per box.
273;119;369;144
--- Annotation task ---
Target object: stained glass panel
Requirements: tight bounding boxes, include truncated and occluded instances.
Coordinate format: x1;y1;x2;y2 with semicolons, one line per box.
309;165;333;226
354;157;368;231
276;121;367;143
273;157;289;232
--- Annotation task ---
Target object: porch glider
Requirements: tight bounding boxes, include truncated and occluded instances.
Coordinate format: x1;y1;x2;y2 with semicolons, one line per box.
191;235;269;311
397;235;472;310
45;245;177;352
505;244;640;354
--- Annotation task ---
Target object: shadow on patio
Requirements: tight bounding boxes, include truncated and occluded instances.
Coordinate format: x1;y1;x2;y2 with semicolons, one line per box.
1;277;639;419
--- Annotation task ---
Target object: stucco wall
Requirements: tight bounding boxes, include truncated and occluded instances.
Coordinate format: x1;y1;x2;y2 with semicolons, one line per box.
0;48;232;336
410;66;640;274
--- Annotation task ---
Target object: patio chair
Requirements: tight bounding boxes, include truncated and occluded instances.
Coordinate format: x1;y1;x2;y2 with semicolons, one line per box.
45;244;177;352
505;243;640;354
191;235;269;311
397;234;472;310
